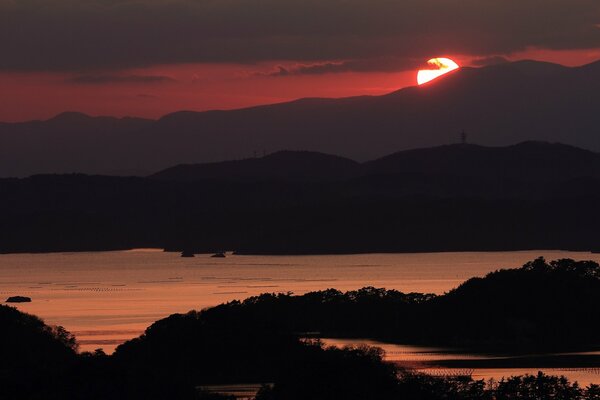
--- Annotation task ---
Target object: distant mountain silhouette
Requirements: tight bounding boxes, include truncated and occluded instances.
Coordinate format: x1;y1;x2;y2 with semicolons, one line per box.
151;150;361;182
151;141;600;184
1;59;600;177
0;113;153;177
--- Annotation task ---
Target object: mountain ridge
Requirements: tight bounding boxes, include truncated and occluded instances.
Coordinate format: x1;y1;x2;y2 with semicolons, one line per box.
2;59;600;177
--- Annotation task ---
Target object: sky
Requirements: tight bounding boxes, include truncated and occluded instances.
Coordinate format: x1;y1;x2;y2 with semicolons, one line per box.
1;0;600;122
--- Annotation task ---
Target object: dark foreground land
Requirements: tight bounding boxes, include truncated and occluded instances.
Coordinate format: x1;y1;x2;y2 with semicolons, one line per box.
1;142;600;255
2;258;600;399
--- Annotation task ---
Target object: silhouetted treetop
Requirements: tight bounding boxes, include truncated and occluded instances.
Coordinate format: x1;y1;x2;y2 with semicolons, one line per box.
0;305;79;399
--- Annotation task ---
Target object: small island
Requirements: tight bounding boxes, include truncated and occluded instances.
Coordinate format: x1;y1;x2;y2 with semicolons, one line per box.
6;296;32;303
180;250;195;258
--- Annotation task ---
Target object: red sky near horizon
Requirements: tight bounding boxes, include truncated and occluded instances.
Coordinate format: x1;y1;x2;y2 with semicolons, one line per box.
1;0;599;123
0;64;417;122
3;48;600;123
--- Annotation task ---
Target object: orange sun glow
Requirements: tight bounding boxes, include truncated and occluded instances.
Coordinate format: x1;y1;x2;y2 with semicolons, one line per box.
417;58;460;85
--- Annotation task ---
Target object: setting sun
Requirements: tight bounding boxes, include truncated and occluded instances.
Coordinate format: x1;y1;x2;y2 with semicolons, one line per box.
417;57;460;85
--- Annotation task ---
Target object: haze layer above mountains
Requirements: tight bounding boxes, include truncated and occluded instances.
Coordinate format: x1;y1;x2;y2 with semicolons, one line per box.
2;60;600;177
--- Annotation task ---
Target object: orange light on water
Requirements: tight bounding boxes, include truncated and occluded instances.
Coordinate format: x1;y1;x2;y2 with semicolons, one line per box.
417;58;460;85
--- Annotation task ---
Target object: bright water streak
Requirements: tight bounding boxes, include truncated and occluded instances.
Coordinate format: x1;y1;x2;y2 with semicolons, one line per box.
322;338;600;386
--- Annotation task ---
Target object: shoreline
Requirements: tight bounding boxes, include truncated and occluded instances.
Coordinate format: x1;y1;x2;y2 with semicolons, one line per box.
1;247;598;256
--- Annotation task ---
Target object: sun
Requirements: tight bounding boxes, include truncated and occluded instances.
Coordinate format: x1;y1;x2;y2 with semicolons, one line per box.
417;58;460;85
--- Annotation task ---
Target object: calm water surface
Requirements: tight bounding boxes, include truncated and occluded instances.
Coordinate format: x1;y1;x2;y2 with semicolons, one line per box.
2;249;600;384
323;338;600;386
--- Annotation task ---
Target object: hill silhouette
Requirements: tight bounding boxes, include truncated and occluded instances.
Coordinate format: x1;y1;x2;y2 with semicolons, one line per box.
2;60;600;177
151;141;600;184
191;258;600;350
364;141;600;186
110;258;600;397
1;142;600;254
152;150;361;182
0;305;78;398
420;258;600;348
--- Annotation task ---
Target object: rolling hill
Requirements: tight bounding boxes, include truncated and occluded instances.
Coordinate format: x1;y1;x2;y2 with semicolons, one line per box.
2;141;600;254
151;141;600;185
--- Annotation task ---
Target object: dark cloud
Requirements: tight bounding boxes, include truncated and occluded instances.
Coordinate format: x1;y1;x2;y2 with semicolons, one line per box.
1;0;599;71
67;74;176;84
471;56;511;67
263;66;291;77
263;57;422;76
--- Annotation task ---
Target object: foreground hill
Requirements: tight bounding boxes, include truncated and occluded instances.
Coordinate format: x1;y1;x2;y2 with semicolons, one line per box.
2;60;600;177
109;258;600;398
179;258;600;350
6;263;600;399
0;305;78;398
